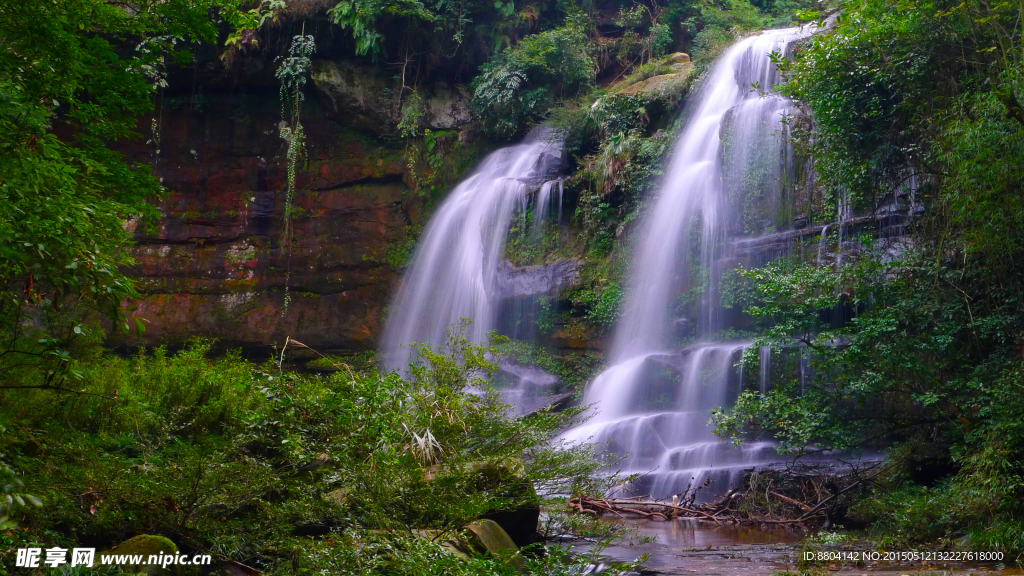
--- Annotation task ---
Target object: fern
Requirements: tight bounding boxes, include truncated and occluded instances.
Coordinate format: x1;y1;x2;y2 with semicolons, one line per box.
276;33;316;315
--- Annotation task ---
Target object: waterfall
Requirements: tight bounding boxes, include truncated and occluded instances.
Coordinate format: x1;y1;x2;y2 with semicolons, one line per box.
561;28;813;499
380;129;562;373
533;178;564;234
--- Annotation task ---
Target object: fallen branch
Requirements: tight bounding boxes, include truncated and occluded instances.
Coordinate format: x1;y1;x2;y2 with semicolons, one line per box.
770;491;812;512
569;497;714;522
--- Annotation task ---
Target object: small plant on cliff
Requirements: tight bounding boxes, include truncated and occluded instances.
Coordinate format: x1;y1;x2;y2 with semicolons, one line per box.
276;31;316;314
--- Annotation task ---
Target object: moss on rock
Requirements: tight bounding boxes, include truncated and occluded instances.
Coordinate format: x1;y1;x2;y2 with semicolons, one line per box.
100;535;178;575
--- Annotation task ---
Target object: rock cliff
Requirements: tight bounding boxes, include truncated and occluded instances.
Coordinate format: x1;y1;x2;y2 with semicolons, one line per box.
119;85;440;353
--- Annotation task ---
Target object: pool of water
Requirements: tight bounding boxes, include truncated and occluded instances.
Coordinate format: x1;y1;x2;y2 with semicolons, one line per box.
565;517;801;574
568;518;1021;576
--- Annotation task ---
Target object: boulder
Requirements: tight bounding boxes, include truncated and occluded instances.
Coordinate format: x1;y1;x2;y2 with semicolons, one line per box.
465;520;525;571
495;259;582;299
668;52;691;63
521;391;574;417
470;462;541;548
412;522;524;570
481;506;541;549
100;535;177;575
617;66;694;98
411;528;470;559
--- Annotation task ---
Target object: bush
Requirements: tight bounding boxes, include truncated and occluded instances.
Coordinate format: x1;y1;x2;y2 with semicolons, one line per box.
472;24;596;137
0;330;622;574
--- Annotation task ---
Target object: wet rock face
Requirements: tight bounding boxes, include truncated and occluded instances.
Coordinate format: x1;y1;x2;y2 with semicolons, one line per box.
494;259;582;299
311;60;473;134
311;60;395;133
118;90;421;352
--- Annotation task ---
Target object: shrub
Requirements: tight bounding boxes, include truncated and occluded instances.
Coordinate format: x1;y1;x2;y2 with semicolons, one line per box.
0;329;618;574
472;24;596;137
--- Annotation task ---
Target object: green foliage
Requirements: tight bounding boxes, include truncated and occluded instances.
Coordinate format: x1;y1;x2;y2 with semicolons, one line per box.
222;0;286;58
714;249;1024;547
612;3;674;67
570;283;623;329
328;0;478;58
938;91;1024;255
406;129;458;195
398;90;426;139
0;329;622;573
689;25;736;62
0;0;234;384
0;432;42;530
707;0;1024;552
472;24;596;137
783;0;1024;238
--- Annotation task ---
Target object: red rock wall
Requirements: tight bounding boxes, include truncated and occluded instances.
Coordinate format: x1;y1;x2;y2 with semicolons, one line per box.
119;90;421;353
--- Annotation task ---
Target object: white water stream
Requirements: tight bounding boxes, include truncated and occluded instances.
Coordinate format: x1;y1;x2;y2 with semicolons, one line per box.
561;28;813;499
380;129;563;373
381;27;818;498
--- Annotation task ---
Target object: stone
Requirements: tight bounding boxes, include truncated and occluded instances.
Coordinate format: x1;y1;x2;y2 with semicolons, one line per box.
617;67;694;98
412;529;471;559
465;519;525;571
311;61;474;135
495;259;582;299
311;60;395;134
470;462;541;548
520;392;574;417
112;92;421;354
421;461;541;547
668;52;691;63
100;535;177;575
422;83;473;130
481;506;541;549
324;487;350;507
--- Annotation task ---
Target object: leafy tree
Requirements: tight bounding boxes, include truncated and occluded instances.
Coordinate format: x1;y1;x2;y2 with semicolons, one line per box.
0;0;240;386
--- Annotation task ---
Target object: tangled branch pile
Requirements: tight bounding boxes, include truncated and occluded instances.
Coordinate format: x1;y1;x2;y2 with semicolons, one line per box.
568;461;887;527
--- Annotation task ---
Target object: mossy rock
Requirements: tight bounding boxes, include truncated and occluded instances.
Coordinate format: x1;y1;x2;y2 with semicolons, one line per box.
466;520;526;572
470;461;541;548
100;535;178;575
617;68;694;98
324;487;350;507
412;529;472;559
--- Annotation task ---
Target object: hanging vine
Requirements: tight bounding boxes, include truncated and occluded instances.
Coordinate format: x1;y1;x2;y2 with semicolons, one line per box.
275;30;316;315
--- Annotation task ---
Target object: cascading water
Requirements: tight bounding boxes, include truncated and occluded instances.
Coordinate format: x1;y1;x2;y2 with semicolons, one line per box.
561;28;814;499
533;178;564;234
380;129;563;376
